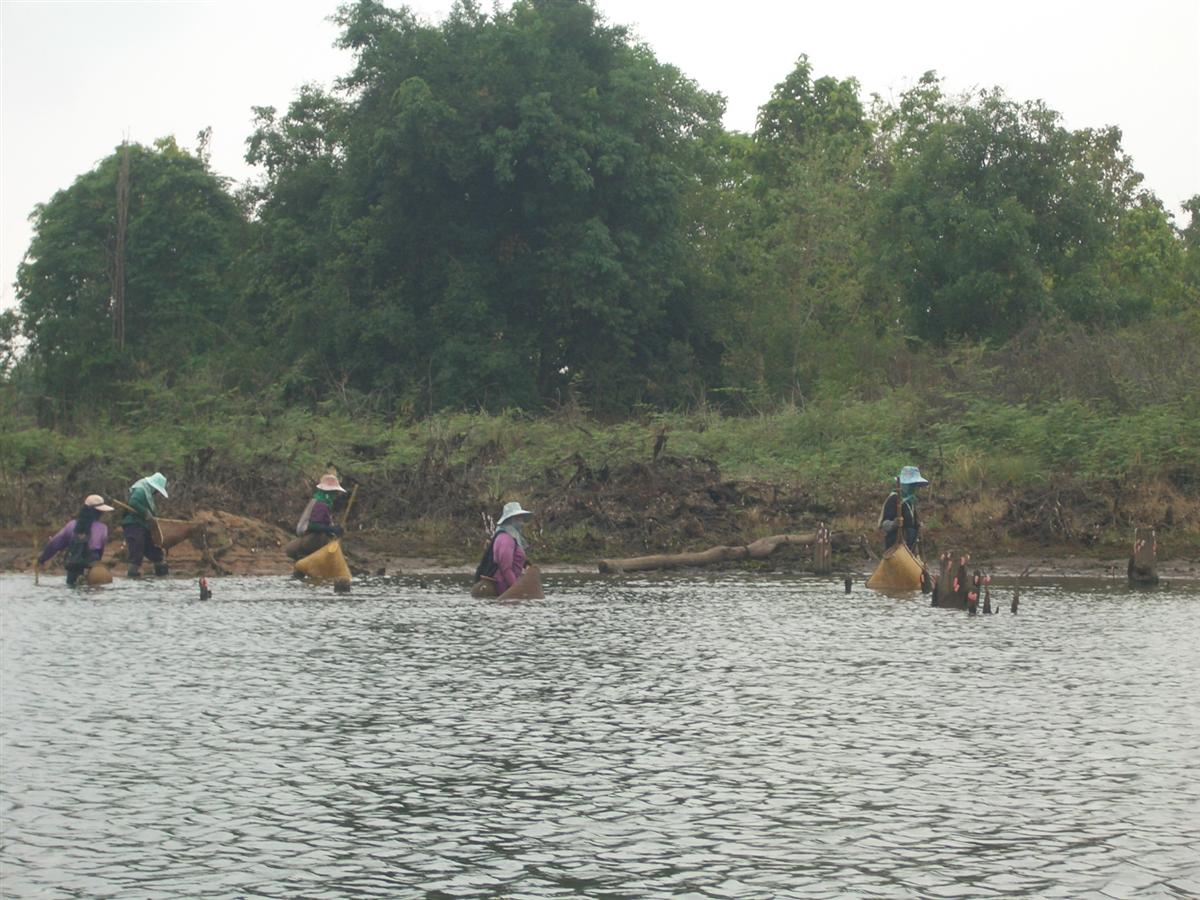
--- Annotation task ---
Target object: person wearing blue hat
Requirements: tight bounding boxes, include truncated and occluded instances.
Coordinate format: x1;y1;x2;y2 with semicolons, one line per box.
878;466;929;552
122;471;170;577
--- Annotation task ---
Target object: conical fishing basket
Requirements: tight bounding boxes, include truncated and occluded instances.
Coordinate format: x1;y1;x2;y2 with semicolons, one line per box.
294;538;352;581
866;542;924;591
152;518;197;550
284;532;329;561
470;576;499;598
86;563;113;585
498;565;544;600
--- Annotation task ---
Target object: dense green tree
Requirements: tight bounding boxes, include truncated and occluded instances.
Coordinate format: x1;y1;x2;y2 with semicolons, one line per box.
15;138;245;411
716;57;877;403
249;0;726;411
0;309;19;380
1180;195;1200;306
868;80;1174;343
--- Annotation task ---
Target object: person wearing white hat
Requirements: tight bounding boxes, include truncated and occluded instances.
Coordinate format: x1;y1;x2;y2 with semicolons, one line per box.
37;494;115;586
878;465;929;552
288;472;348;561
478;501;534;595
122;471;170;577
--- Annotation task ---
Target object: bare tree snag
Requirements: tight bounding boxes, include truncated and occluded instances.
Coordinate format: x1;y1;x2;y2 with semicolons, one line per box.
1128;527;1158;585
813;523;832;574
931;551;972;609
598;532;824;574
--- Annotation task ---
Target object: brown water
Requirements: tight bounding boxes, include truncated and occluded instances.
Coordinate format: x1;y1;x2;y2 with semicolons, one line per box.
1;573;1198;898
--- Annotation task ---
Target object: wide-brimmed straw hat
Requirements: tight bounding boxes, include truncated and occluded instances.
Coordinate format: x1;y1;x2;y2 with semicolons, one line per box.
85;494;115;512
317;473;347;492
146;472;169;497
898;466;929;486
497;501;533;525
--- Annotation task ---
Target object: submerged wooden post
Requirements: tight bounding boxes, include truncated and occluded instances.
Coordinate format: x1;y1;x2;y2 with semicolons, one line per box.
1128;527;1158;585
931;552;972;609
813;523;832;575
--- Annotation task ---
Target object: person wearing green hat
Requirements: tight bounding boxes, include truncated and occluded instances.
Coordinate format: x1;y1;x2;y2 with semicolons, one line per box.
122;471;169;577
878;465;929;552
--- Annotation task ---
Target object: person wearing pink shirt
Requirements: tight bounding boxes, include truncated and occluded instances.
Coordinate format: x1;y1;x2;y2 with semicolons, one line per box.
475;501;533;595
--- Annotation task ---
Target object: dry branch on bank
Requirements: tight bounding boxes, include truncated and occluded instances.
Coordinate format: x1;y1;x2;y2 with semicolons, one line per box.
597;531;832;574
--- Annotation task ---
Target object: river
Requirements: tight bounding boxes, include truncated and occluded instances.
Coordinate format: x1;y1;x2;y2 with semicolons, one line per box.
1;573;1197;898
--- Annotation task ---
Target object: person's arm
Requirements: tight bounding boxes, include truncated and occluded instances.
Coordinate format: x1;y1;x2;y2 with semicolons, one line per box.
38;522;74;564
492;532;517;593
880;495;899;533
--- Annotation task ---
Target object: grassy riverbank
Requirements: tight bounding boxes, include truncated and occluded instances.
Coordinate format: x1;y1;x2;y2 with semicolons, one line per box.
4;363;1199;568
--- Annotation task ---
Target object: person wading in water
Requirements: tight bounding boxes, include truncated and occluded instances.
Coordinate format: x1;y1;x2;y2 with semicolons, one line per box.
879;465;929;553
123;472;170;577
37;494;115;586
475;501;533;596
289;473;347;561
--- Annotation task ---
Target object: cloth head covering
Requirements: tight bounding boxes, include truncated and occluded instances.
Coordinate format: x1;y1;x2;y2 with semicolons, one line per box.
145;472;169;497
317;474;347;492
898;466;929;486
85;494;114;511
497;501;533;525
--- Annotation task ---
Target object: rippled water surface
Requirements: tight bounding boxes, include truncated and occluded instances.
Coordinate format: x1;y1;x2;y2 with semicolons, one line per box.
2;573;1198;898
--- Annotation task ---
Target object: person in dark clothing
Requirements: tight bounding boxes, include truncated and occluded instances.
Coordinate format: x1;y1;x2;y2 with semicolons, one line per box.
287;473;347;562
123;472;169;577
879;465;929;552
38;494;114;586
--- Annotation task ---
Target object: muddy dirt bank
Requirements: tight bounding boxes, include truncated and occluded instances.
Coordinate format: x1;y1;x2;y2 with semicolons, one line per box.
4;453;1197;581
5;523;1199;584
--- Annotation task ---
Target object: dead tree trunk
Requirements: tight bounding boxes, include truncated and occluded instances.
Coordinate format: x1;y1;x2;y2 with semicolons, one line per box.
931;551;972;609
598;532;824;575
1128;527;1159;585
813;523;832;574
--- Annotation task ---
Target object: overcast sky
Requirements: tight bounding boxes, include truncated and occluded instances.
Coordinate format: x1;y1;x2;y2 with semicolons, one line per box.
2;0;1197;314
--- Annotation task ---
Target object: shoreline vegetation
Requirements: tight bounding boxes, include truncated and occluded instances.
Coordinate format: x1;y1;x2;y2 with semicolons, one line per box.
4;376;1198;580
2;0;1197;584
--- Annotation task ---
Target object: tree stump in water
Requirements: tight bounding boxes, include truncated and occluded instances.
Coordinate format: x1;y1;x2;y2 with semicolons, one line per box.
813;524;832;575
931;552;972;609
1127;527;1159;586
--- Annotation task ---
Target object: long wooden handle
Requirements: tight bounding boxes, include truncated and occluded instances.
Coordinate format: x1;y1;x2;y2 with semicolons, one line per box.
108;496;161;548
339;485;359;528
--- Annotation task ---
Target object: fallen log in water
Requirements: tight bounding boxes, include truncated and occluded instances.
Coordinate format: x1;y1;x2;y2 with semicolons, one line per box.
598;531;829;574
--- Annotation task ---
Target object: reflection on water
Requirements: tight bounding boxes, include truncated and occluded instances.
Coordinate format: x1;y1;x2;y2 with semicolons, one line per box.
2;574;1198;898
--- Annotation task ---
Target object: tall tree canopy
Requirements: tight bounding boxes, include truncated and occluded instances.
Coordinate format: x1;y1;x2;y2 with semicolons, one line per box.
248;0;725;410
8;5;1191;420
16;138;244;409
868;76;1179;343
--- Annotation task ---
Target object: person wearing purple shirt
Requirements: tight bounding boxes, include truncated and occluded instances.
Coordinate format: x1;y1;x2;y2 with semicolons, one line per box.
489;501;533;595
37;494;114;586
